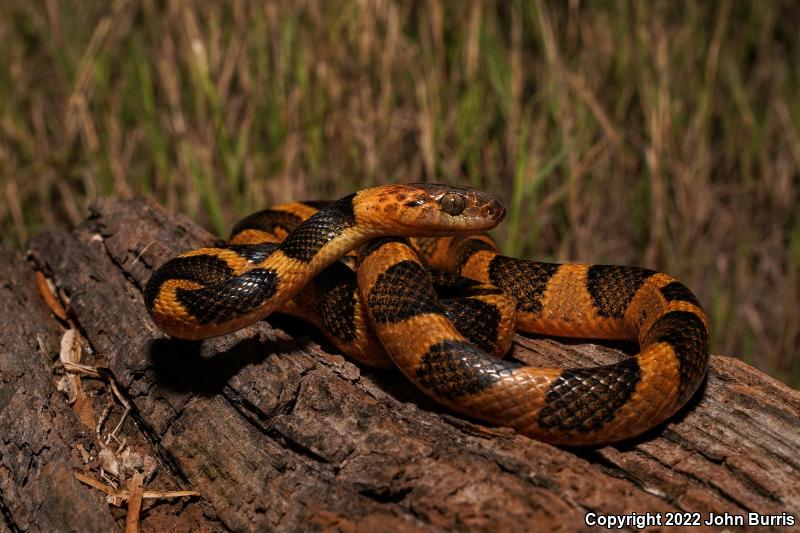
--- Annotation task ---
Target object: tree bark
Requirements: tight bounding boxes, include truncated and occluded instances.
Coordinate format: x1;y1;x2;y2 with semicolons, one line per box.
1;196;797;532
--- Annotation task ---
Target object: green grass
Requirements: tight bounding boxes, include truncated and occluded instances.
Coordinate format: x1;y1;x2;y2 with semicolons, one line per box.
1;1;798;386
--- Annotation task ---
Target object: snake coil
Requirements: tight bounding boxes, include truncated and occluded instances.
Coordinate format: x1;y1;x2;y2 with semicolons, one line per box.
145;184;709;445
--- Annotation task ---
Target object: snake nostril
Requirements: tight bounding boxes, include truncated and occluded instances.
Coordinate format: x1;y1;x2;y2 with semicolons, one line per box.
489;200;506;221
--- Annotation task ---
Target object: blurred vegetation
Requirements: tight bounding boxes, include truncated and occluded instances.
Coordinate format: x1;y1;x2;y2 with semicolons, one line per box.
1;0;798;386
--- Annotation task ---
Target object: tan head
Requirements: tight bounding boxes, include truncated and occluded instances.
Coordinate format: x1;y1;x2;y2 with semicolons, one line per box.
354;183;505;236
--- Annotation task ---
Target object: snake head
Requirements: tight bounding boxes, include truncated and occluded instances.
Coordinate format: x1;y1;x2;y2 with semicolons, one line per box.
356;183;506;236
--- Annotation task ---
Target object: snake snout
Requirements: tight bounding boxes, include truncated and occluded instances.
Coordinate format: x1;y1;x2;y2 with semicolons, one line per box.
482;196;506;225
410;183;506;231
457;192;505;232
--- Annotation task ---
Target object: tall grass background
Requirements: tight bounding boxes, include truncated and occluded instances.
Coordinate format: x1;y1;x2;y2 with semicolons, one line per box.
1;1;798;386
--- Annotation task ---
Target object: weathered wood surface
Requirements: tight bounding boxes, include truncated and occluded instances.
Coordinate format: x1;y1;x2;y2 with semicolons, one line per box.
1;196;798;532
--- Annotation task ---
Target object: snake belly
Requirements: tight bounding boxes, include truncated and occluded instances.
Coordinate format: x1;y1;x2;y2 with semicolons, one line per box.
145;184;709;446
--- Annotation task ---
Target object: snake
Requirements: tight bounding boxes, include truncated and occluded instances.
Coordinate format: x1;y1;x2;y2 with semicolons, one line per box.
144;183;710;445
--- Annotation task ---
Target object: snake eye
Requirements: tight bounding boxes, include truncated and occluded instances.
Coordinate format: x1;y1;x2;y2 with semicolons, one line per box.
440;192;466;216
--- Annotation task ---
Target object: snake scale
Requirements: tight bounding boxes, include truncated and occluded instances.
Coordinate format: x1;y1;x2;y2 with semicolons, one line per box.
145;184;710;445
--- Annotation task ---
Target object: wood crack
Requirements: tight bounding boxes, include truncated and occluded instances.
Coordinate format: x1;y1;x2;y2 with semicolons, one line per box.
0;487;23;533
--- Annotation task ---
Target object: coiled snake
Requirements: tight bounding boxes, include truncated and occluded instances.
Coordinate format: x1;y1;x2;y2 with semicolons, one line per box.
145;184;709;445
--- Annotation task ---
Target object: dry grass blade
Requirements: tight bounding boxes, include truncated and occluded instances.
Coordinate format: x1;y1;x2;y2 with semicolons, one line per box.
73;471;201;504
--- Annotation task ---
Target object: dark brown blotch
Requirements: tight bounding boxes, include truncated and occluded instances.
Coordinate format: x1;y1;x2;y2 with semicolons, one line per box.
586;265;656;318
403;196;426;208
145;254;233;310
176;268;279;325
645;310;709;403
537;358;642;433
367;260;440;323
441;297;502;355
416;339;520;400
660;281;702;308
488;257;559;314
311;262;358;342
230;209;303;241
280;193;356;262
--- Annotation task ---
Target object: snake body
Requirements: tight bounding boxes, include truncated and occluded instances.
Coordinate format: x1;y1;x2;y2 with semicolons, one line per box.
145;184;709;445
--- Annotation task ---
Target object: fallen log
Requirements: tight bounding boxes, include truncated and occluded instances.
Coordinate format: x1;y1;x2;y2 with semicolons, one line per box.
0;196;797;532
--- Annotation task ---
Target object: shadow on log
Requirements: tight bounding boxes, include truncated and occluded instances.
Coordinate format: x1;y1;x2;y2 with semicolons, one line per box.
1;196;798;531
